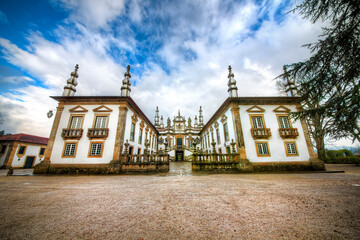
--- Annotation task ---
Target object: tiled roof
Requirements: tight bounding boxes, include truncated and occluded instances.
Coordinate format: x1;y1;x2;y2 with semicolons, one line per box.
0;133;48;145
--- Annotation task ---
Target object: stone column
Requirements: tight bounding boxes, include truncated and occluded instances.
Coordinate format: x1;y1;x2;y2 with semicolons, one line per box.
230;103;247;159
34;102;65;173
113;104;128;160
4;142;17;168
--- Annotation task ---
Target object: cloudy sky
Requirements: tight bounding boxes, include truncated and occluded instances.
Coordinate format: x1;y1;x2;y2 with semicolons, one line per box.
0;0;356;147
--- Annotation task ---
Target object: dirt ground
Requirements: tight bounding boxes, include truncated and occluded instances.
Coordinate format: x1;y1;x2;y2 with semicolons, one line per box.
0;164;359;240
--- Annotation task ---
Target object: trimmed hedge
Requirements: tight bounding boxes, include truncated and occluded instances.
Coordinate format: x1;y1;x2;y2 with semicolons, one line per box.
323;156;360;164
325;149;353;158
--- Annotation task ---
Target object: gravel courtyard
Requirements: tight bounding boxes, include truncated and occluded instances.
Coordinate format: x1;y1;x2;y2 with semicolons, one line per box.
0;164;359;240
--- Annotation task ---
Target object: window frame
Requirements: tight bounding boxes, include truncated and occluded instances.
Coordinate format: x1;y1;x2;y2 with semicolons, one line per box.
130;122;136;142
0;144;7;154
88;141;105;158
255;141;271;157
67;114;85;129
223;122;230;142
39;147;46;156
138;128;143;144
284;141;299;156
62;142;78;158
92;114;109;129
18;145;27;155
276;114;292;129
249;114;266;129
216;128;221;144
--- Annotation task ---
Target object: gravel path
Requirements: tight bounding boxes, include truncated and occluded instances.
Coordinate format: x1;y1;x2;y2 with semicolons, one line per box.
0;164;359;239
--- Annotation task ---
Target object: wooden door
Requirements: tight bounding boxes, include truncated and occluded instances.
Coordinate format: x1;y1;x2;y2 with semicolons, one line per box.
24;156;35;168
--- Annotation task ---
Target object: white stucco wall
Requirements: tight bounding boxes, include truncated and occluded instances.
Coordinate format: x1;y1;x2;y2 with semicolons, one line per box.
201;107;235;154
201;103;311;163
123;108;158;155
11;144;46;167
50;103;159;164
50;104;119;164
239;104;310;162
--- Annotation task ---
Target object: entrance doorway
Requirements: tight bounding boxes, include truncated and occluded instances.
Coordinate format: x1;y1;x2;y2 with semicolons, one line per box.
176;151;184;161
24;156;35;168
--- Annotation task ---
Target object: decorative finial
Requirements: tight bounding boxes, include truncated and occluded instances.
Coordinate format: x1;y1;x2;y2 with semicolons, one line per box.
227;65;238;97
121;64;132;96
178;109;180;116
63;64;79;96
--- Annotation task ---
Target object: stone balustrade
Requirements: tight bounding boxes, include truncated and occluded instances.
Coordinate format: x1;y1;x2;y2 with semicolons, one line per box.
61;129;83;140
278;128;299;139
87;128;109;139
250;128;271;139
192;153;239;163
121;153;169;164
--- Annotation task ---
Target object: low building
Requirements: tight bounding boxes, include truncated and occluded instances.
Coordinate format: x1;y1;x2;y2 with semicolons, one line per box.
0;134;48;168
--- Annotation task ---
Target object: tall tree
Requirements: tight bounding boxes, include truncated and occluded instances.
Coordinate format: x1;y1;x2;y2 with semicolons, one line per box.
278;68;334;160
279;0;360;143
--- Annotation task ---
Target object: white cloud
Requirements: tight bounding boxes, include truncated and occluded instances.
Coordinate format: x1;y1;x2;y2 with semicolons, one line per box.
3;76;34;84
51;0;126;29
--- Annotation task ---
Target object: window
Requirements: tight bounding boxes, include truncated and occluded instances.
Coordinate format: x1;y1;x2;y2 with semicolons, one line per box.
256;142;270;157
137;148;141;154
129;146;134;155
223;123;229;142
211;132;214;142
251;116;264;128
279;116;291;128
18;146;26;155
177;138;182;146
226;146;231;154
94;116;107;128
39;147;45;155
216;128;221;144
189;140;193;148
138;128;143;144
218;148;222;154
63;143;77;157
285;142;298;156
145;132;148;143
0;145;6;154
90;142;103;156
70;116;83;129
207;134;210;147
130;123;135;141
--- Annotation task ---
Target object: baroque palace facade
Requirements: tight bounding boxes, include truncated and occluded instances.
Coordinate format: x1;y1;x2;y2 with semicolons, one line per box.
34;64;324;174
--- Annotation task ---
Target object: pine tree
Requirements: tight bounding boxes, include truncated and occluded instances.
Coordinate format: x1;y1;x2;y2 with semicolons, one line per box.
279;0;360;144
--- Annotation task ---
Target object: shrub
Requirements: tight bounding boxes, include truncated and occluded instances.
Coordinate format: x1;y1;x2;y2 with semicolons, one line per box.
323;156;360;164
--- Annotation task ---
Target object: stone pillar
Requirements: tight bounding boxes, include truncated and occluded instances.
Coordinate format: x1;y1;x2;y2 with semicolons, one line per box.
230;103;247;159
4;142;17;168
34;102;65;174
113;104;128;160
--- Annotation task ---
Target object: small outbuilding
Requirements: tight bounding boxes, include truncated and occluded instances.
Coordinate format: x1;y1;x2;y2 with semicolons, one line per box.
0;134;48;168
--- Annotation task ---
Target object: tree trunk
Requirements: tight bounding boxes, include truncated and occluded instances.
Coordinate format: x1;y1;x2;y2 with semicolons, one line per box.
315;136;326;160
